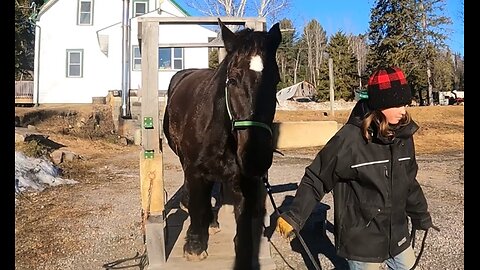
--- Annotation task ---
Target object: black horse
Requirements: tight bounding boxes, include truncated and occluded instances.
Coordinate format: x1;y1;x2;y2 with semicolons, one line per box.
163;19;281;269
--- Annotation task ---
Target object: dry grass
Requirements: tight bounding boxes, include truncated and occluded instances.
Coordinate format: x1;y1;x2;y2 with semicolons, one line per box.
274;105;464;155
16;104;463;156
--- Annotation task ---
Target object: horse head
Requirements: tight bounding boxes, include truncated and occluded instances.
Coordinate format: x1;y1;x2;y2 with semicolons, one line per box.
218;19;281;178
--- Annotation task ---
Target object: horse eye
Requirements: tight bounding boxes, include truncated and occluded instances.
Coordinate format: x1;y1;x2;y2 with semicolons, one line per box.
227;78;237;86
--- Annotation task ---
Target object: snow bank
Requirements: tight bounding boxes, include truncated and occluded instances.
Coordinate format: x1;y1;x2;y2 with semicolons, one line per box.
15;151;77;195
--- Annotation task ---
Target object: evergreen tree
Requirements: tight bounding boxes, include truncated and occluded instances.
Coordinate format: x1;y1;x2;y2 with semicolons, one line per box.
15;0;36;80
367;0;452;105
318;31;358;101
367;0;419;72
432;49;455;94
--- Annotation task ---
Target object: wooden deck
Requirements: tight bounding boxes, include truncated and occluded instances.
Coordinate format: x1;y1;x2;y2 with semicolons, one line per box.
161;205;275;269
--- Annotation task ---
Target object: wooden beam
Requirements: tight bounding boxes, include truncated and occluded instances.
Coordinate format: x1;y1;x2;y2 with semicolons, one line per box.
157;42;224;48
139;21;166;267
137;16;266;25
140;21;160;152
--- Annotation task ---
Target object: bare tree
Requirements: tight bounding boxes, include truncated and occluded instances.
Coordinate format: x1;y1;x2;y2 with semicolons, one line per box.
347;34;368;89
302;20;326;87
185;0;290;22
293;48;302;84
303;25;315;85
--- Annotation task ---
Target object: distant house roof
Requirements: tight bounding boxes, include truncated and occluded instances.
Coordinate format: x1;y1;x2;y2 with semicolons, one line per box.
276;81;317;101
36;0;190;19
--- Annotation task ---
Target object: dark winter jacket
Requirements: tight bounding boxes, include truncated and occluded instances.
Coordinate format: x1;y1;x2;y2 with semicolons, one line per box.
281;99;433;263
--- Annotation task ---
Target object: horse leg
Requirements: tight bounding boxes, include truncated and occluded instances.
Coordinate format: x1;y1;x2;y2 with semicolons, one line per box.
180;183;189;213
181;179;221;234
183;178;214;261
209;181;222;235
232;178;267;270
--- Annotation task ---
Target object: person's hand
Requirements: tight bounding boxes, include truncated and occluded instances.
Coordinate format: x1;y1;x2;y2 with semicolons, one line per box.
276;216;294;239
411;216;440;232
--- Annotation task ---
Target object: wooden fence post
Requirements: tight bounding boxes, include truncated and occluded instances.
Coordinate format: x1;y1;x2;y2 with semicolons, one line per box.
139;19;165;269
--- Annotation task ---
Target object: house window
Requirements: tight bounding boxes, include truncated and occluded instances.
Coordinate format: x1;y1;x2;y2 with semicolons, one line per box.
133;47;184;71
133;0;149;17
66;49;83;78
173;48;184;70
132;45;141;70
77;0;93;25
159;48;184;70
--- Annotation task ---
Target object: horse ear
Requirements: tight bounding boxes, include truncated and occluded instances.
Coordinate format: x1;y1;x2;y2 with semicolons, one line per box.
218;18;236;53
268;23;282;50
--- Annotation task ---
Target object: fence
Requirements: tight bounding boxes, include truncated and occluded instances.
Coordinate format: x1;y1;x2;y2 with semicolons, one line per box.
15;81;34;105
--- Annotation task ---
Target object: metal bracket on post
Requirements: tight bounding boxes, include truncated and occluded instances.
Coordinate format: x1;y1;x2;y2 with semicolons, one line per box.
144;117;154;129
144;150;154;159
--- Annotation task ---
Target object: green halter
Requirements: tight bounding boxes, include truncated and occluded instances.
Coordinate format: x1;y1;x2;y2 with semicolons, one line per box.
224;81;273;136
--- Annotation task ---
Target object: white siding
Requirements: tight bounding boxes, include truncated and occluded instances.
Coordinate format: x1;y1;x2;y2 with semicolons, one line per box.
34;0;217;104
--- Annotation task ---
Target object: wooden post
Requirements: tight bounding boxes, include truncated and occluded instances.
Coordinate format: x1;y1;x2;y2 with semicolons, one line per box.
139;20;166;269
328;58;335;117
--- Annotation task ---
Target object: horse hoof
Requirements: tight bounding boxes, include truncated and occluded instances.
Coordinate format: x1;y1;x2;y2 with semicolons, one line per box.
184;250;208;261
208;226;221;235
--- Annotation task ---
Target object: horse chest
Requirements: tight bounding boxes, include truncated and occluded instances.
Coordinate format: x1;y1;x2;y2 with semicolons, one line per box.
182;146;240;180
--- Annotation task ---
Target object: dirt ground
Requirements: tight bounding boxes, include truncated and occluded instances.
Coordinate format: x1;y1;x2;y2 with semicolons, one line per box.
14;104;464;270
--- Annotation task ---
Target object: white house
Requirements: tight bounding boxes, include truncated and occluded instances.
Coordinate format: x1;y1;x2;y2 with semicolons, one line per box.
32;0;218;104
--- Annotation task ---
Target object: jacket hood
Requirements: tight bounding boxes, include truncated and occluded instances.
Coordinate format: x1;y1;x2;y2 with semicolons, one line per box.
346;99;419;142
347;99;371;128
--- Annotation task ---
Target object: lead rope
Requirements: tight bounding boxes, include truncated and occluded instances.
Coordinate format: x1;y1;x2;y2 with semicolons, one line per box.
409;225;439;270
263;174;322;270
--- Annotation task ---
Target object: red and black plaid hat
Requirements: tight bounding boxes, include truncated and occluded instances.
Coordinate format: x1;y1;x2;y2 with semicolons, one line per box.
367;67;412;110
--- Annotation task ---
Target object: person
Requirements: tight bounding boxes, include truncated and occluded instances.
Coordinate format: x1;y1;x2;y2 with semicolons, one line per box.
276;67;438;270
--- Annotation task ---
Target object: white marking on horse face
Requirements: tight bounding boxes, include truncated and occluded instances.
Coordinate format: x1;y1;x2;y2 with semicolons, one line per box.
249;55;263;72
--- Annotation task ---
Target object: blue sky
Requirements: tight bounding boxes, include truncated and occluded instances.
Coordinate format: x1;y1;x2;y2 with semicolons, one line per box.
289;0;464;56
174;0;463;56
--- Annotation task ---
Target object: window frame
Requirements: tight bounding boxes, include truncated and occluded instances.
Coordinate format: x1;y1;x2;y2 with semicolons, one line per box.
133;46;185;71
66;49;84;78
77;0;94;25
133;0;149;17
172;48;184;70
132;45;142;71
158;48;184;70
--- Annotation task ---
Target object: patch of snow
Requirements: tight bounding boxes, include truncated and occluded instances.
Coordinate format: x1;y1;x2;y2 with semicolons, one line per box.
15;151;77;196
276;100;357;111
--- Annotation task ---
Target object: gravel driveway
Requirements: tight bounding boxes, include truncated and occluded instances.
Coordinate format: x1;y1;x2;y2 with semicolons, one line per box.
267;150;464;270
15;142;464;270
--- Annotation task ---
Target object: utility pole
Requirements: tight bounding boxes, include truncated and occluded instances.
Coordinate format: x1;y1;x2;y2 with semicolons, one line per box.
420;1;434;106
121;0;132;118
328;58;335;117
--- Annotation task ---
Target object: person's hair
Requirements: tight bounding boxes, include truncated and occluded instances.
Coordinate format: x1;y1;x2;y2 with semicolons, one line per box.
361;110;411;141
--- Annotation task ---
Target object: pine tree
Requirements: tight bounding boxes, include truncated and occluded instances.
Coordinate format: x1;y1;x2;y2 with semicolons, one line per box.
15;0;36;80
323;31;358;101
367;0;452;105
315;32;358;101
367;0;419;72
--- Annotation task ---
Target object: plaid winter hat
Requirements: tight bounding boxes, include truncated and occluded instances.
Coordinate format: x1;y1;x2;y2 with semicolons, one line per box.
367;67;412;110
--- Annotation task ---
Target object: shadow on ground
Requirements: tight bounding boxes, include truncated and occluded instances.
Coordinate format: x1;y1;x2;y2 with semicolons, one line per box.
265;190;349;270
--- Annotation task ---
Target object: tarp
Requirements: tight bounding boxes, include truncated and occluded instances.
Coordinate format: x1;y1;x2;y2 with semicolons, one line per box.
276;81;317;101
